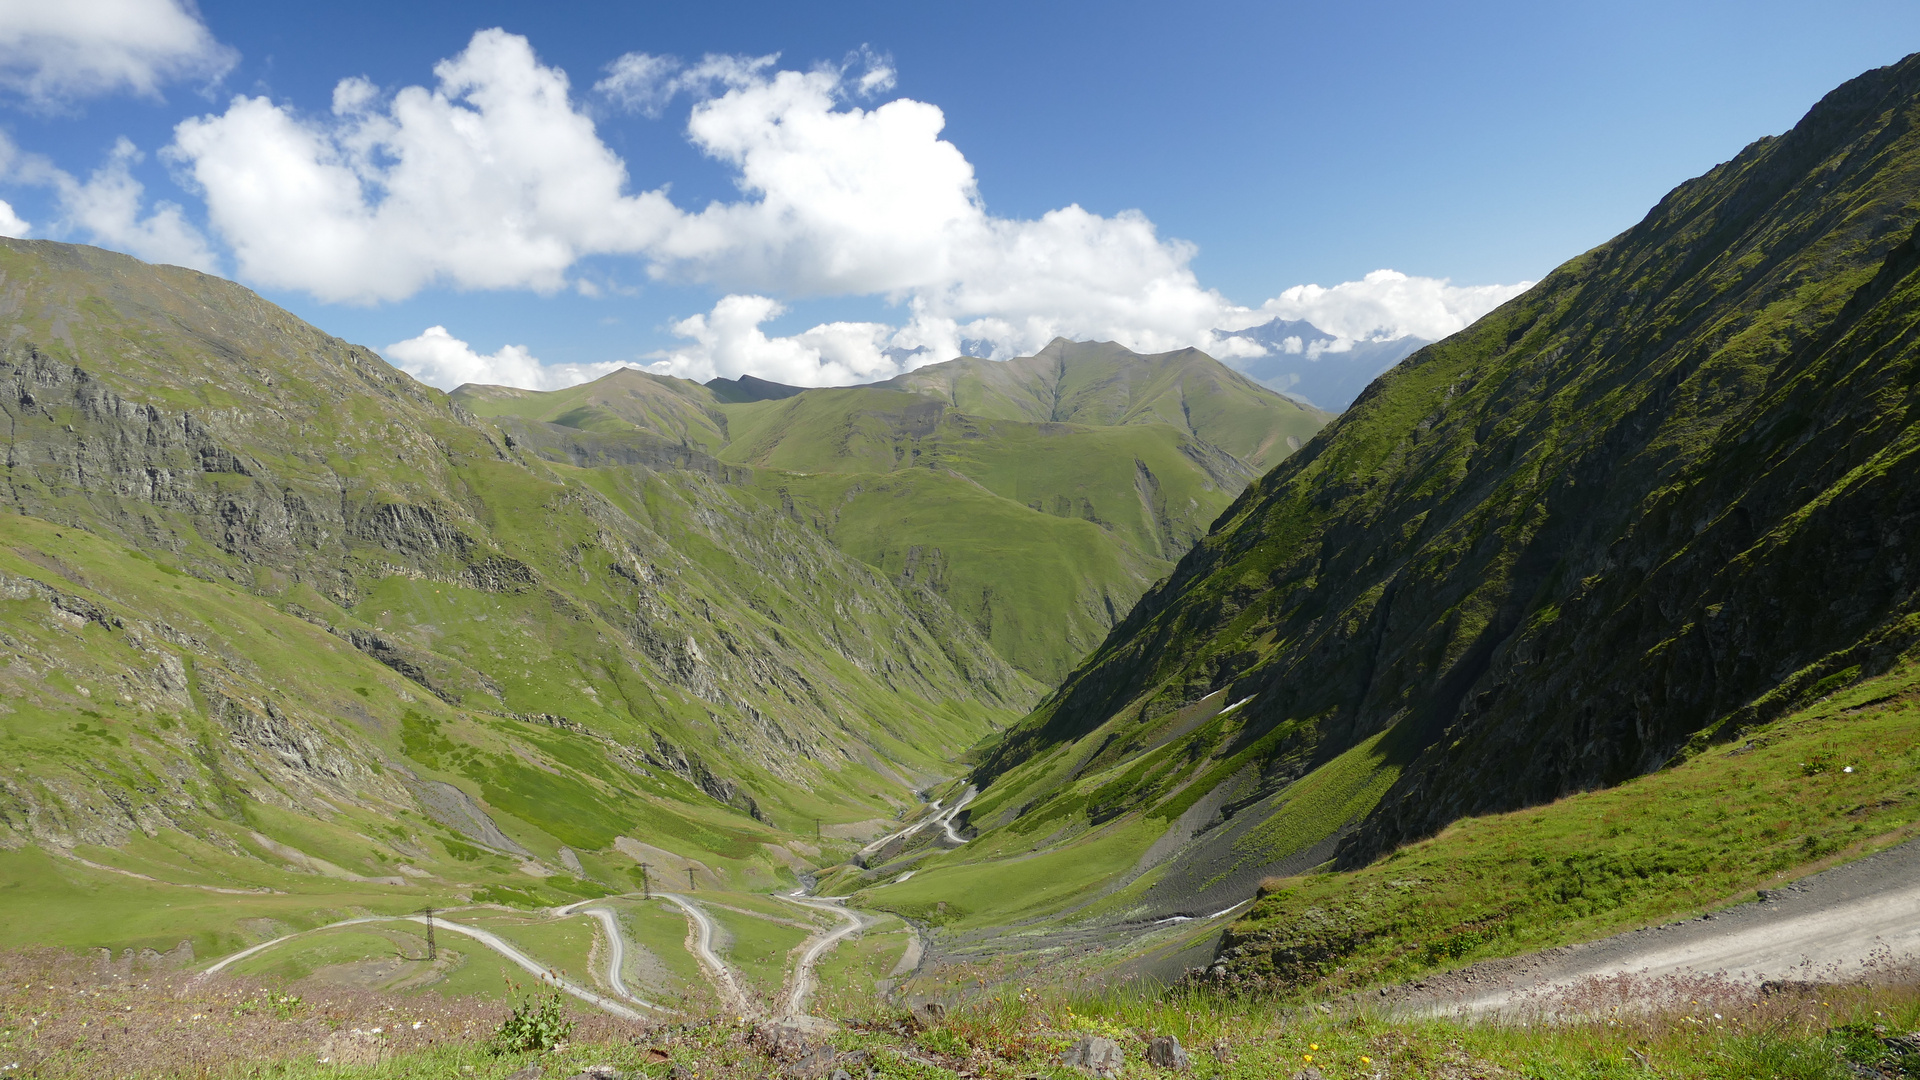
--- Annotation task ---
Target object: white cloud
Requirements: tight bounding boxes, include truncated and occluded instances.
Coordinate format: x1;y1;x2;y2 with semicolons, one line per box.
0;0;235;106
594;52;777;118
170;29;679;303
385;325;642;391
157;30;1531;388
0;132;216;268
644;294;899;386
1254;269;1531;342
0;197;27;237
50;136;217;270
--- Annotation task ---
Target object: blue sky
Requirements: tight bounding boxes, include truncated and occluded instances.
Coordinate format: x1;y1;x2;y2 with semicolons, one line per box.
3;1;1917;390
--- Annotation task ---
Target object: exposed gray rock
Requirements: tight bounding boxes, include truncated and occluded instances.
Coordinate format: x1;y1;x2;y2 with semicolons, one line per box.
1062;1034;1124;1078
1145;1035;1190;1070
398;774;529;855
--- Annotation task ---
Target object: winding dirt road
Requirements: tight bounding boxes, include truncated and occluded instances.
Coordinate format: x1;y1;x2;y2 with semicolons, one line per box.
202;912;654;1019
553;899;656;1010
779;893;865;1020
857;787;977;862
658;892;754;1014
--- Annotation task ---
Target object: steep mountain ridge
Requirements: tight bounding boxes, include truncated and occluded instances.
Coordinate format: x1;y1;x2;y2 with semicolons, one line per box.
846;52;1920;970
456;341;1326;682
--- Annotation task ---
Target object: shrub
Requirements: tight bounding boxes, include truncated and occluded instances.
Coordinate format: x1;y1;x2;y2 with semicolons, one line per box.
489;991;573;1055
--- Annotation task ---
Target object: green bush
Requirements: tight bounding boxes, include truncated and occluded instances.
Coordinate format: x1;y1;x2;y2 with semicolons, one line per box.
489;991;573;1055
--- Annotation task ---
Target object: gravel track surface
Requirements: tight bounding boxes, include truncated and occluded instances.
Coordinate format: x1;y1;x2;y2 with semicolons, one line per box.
1395;838;1920;1014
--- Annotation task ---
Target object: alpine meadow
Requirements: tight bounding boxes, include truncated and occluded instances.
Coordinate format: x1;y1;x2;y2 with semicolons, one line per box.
8;8;1920;1080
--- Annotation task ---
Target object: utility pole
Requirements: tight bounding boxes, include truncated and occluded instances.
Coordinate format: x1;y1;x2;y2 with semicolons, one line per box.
815;818;821;840
639;863;652;899
420;907;436;961
686;867;696;891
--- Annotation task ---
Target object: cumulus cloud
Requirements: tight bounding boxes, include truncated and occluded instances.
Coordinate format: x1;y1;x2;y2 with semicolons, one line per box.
644;294;900;385
1254;269;1531;342
594;51;776;118
154;29;1531;389
0;132;216;268
385;325;642;391
171;29;680;303
0;0;236;106
51;137;218;269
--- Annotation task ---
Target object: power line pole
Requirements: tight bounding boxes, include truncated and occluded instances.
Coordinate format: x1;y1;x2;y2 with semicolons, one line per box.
686;866;696;892
421;907;436;961
815;817;821;840
639;863;652;900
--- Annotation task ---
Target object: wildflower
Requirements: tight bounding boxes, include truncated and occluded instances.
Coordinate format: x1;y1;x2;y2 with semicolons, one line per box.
412;1021;423;1029
371;1026;383;1034
1310;1043;1319;1050
1303;1054;1314;1063
1362;1056;1373;1064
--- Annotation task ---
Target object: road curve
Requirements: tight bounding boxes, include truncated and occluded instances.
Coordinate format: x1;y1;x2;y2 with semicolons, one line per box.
857;786;977;861
779;893;865;1019
201;911;656;1019
658;892;754;1015
556;903;648;1008
1417;837;1920;1015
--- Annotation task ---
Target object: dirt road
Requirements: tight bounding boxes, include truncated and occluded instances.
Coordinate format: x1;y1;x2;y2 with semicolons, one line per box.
857;786;977;862
1406;837;1920;1014
779;893;865;1020
553;900;659;1011
201;913;651;1019
659;892;753;1014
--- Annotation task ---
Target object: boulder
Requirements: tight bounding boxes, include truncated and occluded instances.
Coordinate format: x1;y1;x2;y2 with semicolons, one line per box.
1145;1035;1190;1070
1062;1034;1125;1078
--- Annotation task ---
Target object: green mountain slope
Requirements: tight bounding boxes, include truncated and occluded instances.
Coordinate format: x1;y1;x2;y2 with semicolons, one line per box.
0;237;1032;959
856;52;1920;976
876;339;1329;471
455;341;1326;683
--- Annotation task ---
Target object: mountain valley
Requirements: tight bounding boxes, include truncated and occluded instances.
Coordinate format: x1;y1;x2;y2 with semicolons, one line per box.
9;45;1920;1080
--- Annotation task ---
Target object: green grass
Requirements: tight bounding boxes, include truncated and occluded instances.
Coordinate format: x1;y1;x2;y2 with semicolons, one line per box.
1221;661;1920;990
701;904;813;999
809;914;916;1016
6;941;1910;1079
852;815;1162;929
605;899;703;993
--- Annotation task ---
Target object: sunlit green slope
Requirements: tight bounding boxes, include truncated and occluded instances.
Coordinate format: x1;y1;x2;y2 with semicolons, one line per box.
455;341;1327;683
0;237;1027;959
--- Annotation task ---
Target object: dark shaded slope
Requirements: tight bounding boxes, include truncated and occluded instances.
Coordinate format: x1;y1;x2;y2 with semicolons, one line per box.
973;52;1920;867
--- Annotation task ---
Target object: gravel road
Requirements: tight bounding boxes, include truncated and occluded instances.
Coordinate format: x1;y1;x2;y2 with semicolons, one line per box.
1399;837;1920;1014
201;913;651;1019
659;892;754;1014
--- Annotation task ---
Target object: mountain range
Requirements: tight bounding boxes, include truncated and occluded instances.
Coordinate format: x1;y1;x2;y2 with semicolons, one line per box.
10;49;1920;1021
0;245;1319;973
1217;317;1428;410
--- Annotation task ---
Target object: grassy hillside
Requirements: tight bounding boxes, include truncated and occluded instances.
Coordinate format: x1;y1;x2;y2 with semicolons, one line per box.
828;51;1920;990
876;338;1331;471
454;340;1325;683
0;236;1031;966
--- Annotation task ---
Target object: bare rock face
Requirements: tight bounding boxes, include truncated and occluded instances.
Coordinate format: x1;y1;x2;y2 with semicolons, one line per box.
1145;1035;1190;1070
1061;1034;1125;1078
